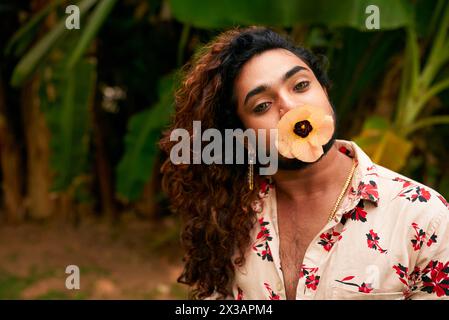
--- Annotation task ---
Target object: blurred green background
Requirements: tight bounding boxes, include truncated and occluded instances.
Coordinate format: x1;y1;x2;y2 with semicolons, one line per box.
0;0;448;299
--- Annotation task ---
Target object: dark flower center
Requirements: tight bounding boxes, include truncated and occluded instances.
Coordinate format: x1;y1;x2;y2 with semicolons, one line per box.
293;120;313;138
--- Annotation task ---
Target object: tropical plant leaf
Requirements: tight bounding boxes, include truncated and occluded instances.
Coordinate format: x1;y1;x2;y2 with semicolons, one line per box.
39;46;96;191
115;73;176;202
4;0;63;57
169;0;412;30
354;116;412;171
405;115;449;135
10;0;97;87
353;116;389;151
67;0;118;69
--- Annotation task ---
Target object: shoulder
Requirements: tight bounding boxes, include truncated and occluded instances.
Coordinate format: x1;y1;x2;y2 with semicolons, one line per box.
374;164;449;230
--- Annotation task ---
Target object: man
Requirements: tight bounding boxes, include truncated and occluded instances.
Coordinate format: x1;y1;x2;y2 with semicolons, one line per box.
160;27;449;300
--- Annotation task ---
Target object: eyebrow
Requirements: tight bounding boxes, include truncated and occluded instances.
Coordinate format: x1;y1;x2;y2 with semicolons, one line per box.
243;65;309;106
283;65;307;81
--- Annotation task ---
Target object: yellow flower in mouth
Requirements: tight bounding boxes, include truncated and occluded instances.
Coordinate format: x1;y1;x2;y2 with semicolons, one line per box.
275;105;334;162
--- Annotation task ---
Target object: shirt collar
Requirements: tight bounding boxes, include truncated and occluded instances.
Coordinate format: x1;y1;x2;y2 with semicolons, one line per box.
334;139;380;208
258;140;381;210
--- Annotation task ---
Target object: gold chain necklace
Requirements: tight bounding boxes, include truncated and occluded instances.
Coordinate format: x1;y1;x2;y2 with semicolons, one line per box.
327;159;357;222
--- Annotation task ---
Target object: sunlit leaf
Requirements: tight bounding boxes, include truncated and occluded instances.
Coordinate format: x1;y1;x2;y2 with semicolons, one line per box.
354;116;412;171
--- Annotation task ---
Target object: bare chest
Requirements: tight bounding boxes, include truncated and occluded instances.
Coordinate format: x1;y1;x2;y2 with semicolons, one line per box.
277;199;332;299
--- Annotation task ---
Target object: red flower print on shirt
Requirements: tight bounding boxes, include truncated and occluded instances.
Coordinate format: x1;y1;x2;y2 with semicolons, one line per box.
264;282;280;300
393;177;413;188
366;165;379;177
366;229;387;254
421;260;449;297
299;265;319;279
260;244;273;262
305;274;320;291
252;217;274;262
256;217;272;241
395;183;431;203
427;233;438;247
318;228;343;251
339;146;352;157
437;195;449;209
393;263;421;294
236;287;244;300
335;276;373;293
409;267;421;292
393;263;409;286
299;265;320;291
356;180;379;202
418;188;431;202
341;201;368;224
410;222;436;251
411;222;426;251
258;178;273;199
358;282;373;293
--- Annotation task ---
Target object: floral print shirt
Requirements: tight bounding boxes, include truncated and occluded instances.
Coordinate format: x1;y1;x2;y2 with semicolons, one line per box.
221;140;449;300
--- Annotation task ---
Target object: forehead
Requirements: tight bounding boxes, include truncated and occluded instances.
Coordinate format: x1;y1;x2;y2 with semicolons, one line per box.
234;49;310;99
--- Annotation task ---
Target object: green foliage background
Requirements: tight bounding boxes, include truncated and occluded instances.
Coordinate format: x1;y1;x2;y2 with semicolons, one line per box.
1;0;449;221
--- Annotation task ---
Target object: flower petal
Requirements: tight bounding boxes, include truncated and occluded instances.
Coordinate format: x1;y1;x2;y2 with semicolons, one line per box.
277;106;313;135
313;116;334;144
291;140;323;162
276;105;332;162
276;123;298;159
276;134;296;159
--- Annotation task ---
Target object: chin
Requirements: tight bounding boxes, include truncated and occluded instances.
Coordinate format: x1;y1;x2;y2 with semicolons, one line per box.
278;157;314;171
277;138;336;171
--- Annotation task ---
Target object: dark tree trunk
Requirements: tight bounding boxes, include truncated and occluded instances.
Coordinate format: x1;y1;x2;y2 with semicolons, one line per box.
92;99;118;222
21;76;55;219
0;78;24;223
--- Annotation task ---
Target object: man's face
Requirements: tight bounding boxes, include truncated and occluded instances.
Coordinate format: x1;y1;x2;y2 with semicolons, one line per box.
234;48;336;169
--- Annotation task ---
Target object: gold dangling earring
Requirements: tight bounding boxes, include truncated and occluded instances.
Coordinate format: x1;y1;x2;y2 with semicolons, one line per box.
248;151;254;191
248;159;254;191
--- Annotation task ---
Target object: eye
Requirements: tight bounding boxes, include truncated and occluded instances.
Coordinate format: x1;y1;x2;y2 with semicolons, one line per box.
253;102;271;114
294;81;310;92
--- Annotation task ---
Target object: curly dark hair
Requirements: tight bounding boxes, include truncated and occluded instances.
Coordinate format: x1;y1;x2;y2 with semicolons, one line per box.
159;26;331;299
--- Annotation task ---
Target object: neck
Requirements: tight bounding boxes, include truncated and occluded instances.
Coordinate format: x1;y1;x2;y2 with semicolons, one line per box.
273;144;353;201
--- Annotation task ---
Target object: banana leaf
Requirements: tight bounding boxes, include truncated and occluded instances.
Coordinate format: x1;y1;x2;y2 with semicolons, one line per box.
169;0;412;30
38;34;96;192
10;0;98;87
354;116;413;171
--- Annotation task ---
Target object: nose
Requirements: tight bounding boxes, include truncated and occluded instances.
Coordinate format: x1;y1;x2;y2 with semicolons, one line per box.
278;93;301;118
